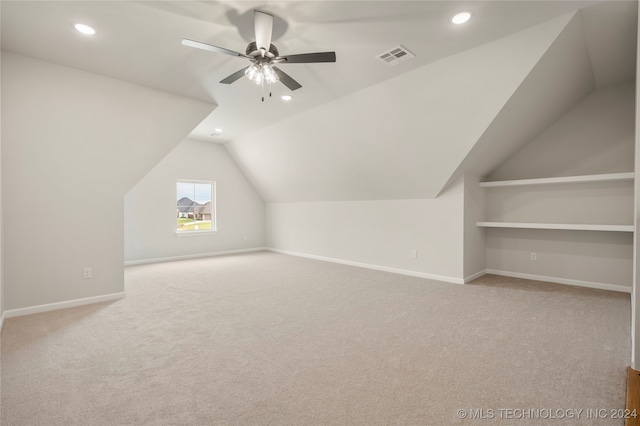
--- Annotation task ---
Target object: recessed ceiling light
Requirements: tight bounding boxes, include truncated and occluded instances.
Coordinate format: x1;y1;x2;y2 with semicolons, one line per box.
281;95;292;101
214;128;223;133
451;12;472;25
74;23;96;35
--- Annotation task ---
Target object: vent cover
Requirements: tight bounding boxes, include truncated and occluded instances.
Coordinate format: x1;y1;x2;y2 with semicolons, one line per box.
376;45;415;67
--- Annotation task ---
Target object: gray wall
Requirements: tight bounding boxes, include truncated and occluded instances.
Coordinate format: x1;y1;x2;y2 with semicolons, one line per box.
486;228;632;289
485;181;634;225
463;175;486;280
124;139;265;263
266;178;466;283
1;52;214;310
633;2;640;369
0;18;3;322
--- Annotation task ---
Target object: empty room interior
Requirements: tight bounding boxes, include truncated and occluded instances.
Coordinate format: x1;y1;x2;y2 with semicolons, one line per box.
2;0;640;424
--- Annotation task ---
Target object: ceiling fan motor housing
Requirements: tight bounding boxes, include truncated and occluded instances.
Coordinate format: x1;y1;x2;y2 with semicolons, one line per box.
246;41;279;59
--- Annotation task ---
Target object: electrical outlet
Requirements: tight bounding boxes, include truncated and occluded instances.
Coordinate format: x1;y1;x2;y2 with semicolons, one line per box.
243;235;248;241
83;267;93;279
411;250;418;259
530;252;537;261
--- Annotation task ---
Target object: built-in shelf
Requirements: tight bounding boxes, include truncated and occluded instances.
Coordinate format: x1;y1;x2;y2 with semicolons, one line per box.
479;172;635;188
477;222;635;232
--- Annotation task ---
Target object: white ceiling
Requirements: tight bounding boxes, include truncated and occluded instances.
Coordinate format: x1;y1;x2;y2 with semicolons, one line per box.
441;9;599;193
226;12;586;201
1;0;608;144
2;1;636;202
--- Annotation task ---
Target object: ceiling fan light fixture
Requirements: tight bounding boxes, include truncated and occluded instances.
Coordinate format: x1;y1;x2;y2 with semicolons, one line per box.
245;63;260;80
451;12;472;25
245;63;279;85
262;64;279;84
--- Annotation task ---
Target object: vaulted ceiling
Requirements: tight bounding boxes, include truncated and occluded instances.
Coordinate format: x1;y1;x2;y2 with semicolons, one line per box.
1;1;637;201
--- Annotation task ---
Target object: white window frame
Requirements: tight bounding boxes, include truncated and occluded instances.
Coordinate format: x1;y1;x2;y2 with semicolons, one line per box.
175;179;217;237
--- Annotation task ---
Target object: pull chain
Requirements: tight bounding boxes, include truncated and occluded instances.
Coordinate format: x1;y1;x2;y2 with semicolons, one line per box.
260;81;273;102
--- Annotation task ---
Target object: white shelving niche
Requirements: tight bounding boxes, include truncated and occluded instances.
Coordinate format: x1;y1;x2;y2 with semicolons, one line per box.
478;172;635;233
478;172;635;293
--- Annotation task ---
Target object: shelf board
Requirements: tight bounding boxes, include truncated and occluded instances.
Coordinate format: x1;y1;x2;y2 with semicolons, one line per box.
477;222;635;232
479;172;635;188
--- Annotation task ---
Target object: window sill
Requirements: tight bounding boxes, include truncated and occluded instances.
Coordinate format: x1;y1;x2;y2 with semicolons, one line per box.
175;230;218;237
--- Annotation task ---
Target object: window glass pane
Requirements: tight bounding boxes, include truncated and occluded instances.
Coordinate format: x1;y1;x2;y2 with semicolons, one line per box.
176;181;215;232
194;183;212;204
177;182;194;202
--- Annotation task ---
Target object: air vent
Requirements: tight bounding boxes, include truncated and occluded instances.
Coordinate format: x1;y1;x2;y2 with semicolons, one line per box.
376;45;415;67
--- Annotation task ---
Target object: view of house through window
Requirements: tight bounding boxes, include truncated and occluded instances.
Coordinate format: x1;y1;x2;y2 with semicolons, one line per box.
176;180;215;232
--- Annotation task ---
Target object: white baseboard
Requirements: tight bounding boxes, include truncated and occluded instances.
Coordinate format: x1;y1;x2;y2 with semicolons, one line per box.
267;248;465;284
124;247;268;266
0;311;5;333
3;292;126;319
464;270;487;283
485;269;631;293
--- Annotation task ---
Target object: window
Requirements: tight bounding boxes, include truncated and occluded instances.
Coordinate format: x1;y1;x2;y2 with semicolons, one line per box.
176;180;216;234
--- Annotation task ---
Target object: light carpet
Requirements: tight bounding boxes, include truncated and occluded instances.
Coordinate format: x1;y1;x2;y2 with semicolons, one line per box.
1;251;631;425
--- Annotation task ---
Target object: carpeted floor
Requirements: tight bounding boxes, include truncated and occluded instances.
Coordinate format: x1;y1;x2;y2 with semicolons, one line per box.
1;251;631;425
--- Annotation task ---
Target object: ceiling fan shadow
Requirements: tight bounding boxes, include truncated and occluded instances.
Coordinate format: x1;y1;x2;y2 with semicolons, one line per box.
228;7;289;43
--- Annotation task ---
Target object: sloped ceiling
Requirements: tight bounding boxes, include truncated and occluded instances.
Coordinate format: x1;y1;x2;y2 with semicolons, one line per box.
441;11;596;192
443;0;637;190
2;1;634;203
488;83;636;181
581;1;638;89
0;0;601;144
226;13;579;202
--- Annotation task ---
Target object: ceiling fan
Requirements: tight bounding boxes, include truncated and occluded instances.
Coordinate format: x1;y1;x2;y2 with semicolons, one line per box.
182;10;337;101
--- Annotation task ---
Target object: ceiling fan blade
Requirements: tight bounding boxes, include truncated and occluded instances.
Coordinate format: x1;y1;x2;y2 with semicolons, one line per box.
272;66;302;91
254;10;273;57
182;38;249;59
276;52;336;64
220;67;250;84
